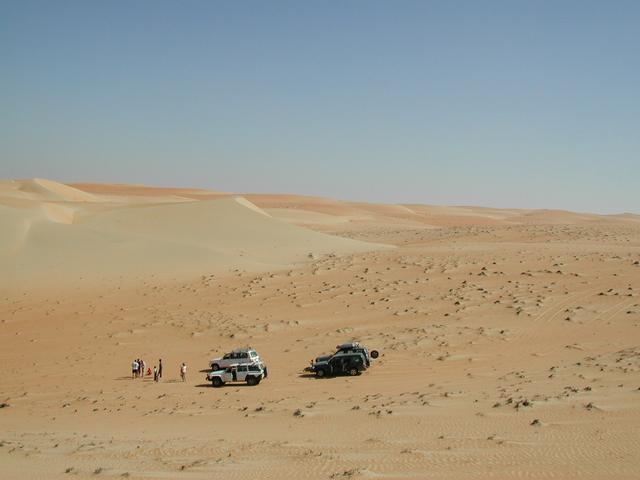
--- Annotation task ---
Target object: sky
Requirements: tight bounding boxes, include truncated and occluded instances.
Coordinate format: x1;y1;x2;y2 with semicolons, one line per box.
1;1;639;213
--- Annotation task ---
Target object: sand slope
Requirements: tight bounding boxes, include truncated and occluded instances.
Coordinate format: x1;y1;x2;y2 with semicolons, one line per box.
1;178;101;202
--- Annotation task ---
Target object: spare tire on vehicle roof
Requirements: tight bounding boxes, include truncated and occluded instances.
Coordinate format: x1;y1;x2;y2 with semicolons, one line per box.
370;350;379;359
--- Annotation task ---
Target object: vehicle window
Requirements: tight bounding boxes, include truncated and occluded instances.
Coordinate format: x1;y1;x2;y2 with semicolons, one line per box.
249;365;259;372
240;352;249;359
238;366;248;372
223;354;230;359
249;351;257;357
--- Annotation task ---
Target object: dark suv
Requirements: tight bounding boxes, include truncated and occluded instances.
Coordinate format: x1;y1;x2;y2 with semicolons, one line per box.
306;351;367;377
314;342;379;368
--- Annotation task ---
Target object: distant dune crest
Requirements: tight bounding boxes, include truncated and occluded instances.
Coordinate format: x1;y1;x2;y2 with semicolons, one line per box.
14;178;100;202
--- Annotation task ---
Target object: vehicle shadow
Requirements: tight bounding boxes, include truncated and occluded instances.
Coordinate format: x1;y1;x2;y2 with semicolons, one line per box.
194;383;255;388
298;373;361;379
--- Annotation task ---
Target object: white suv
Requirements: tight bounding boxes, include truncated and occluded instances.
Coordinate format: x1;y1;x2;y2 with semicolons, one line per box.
206;363;267;387
209;348;261;371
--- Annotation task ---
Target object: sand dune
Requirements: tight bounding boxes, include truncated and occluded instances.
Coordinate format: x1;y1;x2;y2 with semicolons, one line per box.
0;180;386;291
244;193;639;233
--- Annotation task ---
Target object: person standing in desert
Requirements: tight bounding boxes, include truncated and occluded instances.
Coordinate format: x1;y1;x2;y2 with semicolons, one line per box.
158;359;163;379
180;362;187;382
131;359;138;379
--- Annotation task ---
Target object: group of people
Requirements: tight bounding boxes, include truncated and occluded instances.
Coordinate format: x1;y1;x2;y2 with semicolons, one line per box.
131;358;163;382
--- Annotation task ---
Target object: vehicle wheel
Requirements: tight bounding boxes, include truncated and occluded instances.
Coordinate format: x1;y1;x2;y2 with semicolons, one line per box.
315;369;325;378
254;377;261;385
211;377;223;388
370;350;379;359
246;376;257;386
348;368;359;376
211;364;220;371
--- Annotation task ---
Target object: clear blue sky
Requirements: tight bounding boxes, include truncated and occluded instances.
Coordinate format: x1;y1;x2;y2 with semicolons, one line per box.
2;1;638;213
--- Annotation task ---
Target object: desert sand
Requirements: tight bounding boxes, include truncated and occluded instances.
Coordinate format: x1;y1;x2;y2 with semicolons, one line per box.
1;179;639;479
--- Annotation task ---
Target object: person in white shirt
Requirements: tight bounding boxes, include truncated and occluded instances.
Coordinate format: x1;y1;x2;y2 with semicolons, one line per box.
132;360;139;379
180;363;187;382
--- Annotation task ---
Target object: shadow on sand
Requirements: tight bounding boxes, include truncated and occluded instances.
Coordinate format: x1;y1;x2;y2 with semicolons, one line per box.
115;376;155;381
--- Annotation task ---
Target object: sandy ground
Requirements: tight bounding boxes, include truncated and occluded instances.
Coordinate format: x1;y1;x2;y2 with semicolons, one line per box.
1;179;639;479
